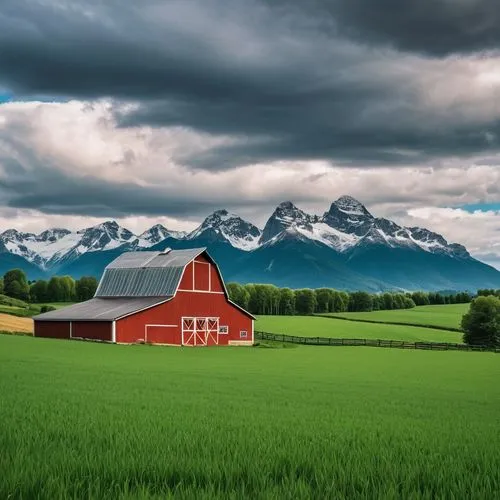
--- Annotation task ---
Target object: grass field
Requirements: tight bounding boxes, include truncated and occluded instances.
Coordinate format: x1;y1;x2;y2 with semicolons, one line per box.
0;301;76;318
1;335;498;499
256;315;463;343
324;304;469;330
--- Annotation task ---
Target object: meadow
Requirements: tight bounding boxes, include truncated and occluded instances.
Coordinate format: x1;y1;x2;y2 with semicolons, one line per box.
325;304;469;330
0;294;76;318
1;335;498;499
256;314;463;343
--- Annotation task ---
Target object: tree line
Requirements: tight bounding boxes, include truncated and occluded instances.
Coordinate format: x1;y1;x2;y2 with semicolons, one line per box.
0;269;98;303
226;283;472;316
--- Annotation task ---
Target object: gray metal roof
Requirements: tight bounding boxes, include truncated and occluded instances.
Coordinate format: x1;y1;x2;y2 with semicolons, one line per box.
33;297;170;321
95;248;205;298
106;248;205;269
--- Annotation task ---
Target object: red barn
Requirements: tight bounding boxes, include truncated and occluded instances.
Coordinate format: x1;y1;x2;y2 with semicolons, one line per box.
34;248;254;346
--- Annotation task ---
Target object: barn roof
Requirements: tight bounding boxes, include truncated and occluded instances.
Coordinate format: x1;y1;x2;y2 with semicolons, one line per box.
95;248;205;298
33;297;170;322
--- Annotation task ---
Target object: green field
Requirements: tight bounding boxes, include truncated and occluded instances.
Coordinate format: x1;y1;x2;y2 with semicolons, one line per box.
0;301;76;318
1;336;499;499
324;304;469;330
256;315;463;343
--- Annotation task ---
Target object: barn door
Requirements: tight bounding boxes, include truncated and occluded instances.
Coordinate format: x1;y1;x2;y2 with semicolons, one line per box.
195;318;208;346
207;318;219;346
182;318;195;346
182;317;219;346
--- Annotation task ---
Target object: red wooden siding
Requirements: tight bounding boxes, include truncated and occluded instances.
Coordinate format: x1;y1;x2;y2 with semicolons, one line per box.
178;261;194;290
72;322;112;341
194;260;210;291
35;321;70;339
209;265;224;292
146;325;181;345
116;292;252;344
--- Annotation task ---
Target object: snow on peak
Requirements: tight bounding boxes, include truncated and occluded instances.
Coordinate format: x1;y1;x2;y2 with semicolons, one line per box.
139;224;185;244
332;195;372;216
188;210;261;251
259;201;315;244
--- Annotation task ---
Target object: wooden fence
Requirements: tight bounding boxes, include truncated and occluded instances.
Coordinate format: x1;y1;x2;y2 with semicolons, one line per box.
254;331;500;353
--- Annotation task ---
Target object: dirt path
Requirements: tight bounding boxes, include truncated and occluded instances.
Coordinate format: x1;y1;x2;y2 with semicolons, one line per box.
0;313;33;333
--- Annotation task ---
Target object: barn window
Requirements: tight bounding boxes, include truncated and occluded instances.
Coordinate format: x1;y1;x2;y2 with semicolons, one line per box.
219;325;228;334
240;330;248;338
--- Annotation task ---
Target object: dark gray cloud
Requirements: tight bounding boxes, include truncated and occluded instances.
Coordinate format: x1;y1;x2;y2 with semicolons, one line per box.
0;0;499;172
326;0;500;56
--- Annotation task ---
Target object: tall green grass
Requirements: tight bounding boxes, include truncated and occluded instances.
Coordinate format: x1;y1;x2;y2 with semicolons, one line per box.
1;335;498;499
256;315;462;343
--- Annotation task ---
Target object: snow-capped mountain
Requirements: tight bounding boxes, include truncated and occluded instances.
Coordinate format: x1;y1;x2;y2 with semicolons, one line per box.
1;196;498;291
139;224;187;245
0;221;181;270
187;209;261;250
258;196;468;259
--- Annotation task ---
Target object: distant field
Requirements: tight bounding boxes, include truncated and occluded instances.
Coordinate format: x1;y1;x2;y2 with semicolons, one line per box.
0;313;33;333
2;335;499;499
256;315;463;343
323;304;469;330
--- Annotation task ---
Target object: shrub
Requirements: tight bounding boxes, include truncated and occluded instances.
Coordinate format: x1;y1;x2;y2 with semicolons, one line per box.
40;305;57;313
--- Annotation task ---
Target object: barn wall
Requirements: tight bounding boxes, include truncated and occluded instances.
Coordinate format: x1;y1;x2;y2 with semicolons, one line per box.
34;321;70;339
72;322;112;341
116;292;252;345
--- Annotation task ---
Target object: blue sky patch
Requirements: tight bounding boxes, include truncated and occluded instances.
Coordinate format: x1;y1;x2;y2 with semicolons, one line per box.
458;203;500;213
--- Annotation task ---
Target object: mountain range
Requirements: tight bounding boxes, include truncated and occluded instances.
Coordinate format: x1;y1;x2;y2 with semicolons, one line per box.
1;196;499;291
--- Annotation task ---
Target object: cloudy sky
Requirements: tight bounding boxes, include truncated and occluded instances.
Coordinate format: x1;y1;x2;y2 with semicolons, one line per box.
0;0;499;268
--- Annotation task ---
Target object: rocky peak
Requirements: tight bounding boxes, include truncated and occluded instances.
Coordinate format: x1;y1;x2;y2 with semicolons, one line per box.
259;201;315;244
322;196;374;236
188;209;261;250
77;221;136;251
38;228;71;242
332;195;372;217
140;224;174;244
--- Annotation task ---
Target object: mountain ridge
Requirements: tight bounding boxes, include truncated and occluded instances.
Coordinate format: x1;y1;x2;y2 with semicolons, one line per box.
1;196;498;291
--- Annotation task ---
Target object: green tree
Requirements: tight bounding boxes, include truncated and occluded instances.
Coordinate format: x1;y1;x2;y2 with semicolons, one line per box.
348;291;373;312
59;276;76;302
295;289;317;315
75;276;98;302
279;288;295;315
0;277;3;294
461;295;500;348
315;288;332;313
47;277;64;302
382;292;394;310
30;280;49;303
3;269;29;300
411;291;430;306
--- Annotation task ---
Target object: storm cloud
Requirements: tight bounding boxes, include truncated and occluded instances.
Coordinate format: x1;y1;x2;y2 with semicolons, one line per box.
0;0;499;170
